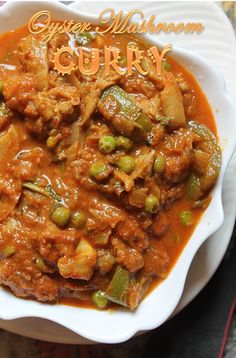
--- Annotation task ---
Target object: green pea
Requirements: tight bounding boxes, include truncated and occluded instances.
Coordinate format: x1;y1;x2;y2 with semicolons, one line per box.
46;136;58;149
118;156;135;174
153;155;166;174
0;80;3;93
145;194;159;213
51;206;71;228
89;161;109;181
116;136;133;151
180;211;193;227
92;290;109;309
35;257;47;271
162;60;171;71
99;135;116;153
72;211;86;229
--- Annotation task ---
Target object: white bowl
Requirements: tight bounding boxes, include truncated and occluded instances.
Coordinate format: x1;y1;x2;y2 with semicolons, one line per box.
0;1;236;344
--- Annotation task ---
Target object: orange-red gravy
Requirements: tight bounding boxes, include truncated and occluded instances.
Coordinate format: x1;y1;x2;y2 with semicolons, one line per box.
0;25;216;309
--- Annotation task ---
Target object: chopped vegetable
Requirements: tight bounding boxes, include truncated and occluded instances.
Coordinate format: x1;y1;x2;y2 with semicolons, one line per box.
92;290;109;309
75;32;95;46
99;85;153;136
23;182;62;203
97;250;116;276
145;194;159;213
161;72;186;129
185;173;201;201
89;161;111;181
153;154;166;174
58;239;97;280
136;112;153;133
105;266;130;307
23;182;51;198
114;169;134;192
180;211;193;227
188;120;222;192
127;276;151;311
112;237;144;273
116;136;133;151
128;187;148;208
131;149;155;180
51;205;71;228
193;149;210;176
91;231;111;246
99;135;116;154
72;211;86;229
118;155;135;174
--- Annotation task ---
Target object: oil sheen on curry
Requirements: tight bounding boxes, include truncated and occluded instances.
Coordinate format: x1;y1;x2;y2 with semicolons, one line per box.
0;25;221;311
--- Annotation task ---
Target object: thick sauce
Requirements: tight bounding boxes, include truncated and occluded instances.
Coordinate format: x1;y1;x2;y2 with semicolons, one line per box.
0;24;220;311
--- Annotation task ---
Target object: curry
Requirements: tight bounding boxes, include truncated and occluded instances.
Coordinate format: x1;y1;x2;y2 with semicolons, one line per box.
0;24;221;310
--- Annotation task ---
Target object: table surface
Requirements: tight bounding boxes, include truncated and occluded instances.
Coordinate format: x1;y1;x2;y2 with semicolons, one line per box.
0;1;235;357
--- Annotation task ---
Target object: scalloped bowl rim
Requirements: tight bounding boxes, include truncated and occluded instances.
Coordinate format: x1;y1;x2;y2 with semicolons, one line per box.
0;0;235;344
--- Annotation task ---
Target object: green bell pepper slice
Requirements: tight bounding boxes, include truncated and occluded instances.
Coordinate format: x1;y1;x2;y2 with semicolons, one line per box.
99;85;153;137
105;265;130;307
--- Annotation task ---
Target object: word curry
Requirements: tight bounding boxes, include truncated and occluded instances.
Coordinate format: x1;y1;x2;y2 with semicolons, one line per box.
54;41;172;76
